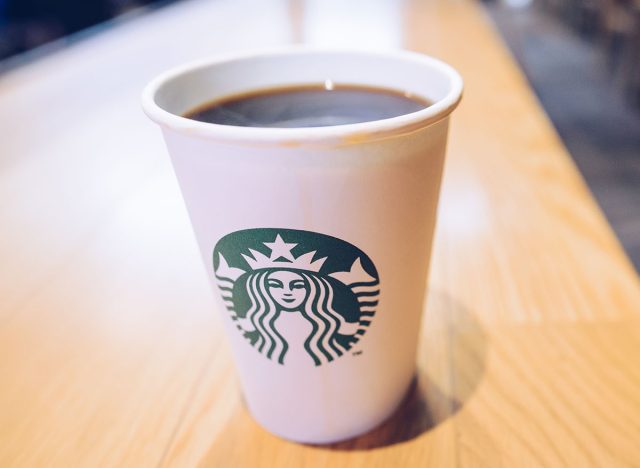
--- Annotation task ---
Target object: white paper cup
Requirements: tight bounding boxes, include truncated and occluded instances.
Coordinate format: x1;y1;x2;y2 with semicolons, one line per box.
142;48;462;444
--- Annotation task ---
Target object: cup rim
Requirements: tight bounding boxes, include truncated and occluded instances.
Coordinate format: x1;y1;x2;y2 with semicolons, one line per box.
142;46;463;146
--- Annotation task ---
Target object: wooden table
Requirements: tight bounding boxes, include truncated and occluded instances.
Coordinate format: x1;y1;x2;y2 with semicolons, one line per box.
1;0;639;466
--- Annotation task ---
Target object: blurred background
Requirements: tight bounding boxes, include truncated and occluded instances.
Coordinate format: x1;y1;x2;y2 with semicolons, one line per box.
0;0;166;59
1;0;638;269
483;0;640;270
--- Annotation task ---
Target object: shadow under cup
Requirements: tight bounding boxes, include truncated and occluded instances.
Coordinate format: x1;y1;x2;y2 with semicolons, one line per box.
142;48;463;444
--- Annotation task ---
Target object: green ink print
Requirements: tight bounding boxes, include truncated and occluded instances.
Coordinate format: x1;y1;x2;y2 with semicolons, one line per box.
213;228;380;367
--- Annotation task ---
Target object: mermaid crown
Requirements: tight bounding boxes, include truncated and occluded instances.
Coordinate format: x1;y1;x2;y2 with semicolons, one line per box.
241;234;327;272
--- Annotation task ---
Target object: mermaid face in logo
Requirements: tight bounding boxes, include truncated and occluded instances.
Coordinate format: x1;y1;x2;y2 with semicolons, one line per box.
213;230;381;367
266;271;308;310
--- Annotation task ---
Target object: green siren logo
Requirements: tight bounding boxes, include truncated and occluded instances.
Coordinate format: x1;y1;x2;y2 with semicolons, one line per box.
213;228;380;366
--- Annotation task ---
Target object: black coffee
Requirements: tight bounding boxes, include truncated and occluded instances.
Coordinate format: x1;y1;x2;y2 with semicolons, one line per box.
184;84;429;128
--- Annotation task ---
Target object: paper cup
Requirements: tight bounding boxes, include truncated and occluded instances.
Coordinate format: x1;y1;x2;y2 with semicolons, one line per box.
142;48;462;444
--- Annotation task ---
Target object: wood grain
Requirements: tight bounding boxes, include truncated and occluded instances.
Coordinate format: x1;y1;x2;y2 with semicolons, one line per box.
0;0;638;466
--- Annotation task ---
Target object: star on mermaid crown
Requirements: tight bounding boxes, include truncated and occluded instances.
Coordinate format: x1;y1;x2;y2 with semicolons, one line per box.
241;234;327;272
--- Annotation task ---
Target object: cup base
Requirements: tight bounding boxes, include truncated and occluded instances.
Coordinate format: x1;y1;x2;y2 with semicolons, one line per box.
246;377;413;445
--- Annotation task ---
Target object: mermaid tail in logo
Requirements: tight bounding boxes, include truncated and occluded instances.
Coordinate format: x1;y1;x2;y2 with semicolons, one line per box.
213;229;380;366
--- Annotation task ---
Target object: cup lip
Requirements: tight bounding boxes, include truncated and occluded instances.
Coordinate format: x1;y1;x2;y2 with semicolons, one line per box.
141;46;463;146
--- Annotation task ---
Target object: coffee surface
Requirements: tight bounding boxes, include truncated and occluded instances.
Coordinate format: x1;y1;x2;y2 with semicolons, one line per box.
184;84;429;128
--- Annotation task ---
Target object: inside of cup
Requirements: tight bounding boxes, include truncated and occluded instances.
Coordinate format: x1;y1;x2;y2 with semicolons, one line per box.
153;51;458;118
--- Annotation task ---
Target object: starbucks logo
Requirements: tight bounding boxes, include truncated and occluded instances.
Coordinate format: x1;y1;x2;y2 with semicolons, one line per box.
213;228;380;366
